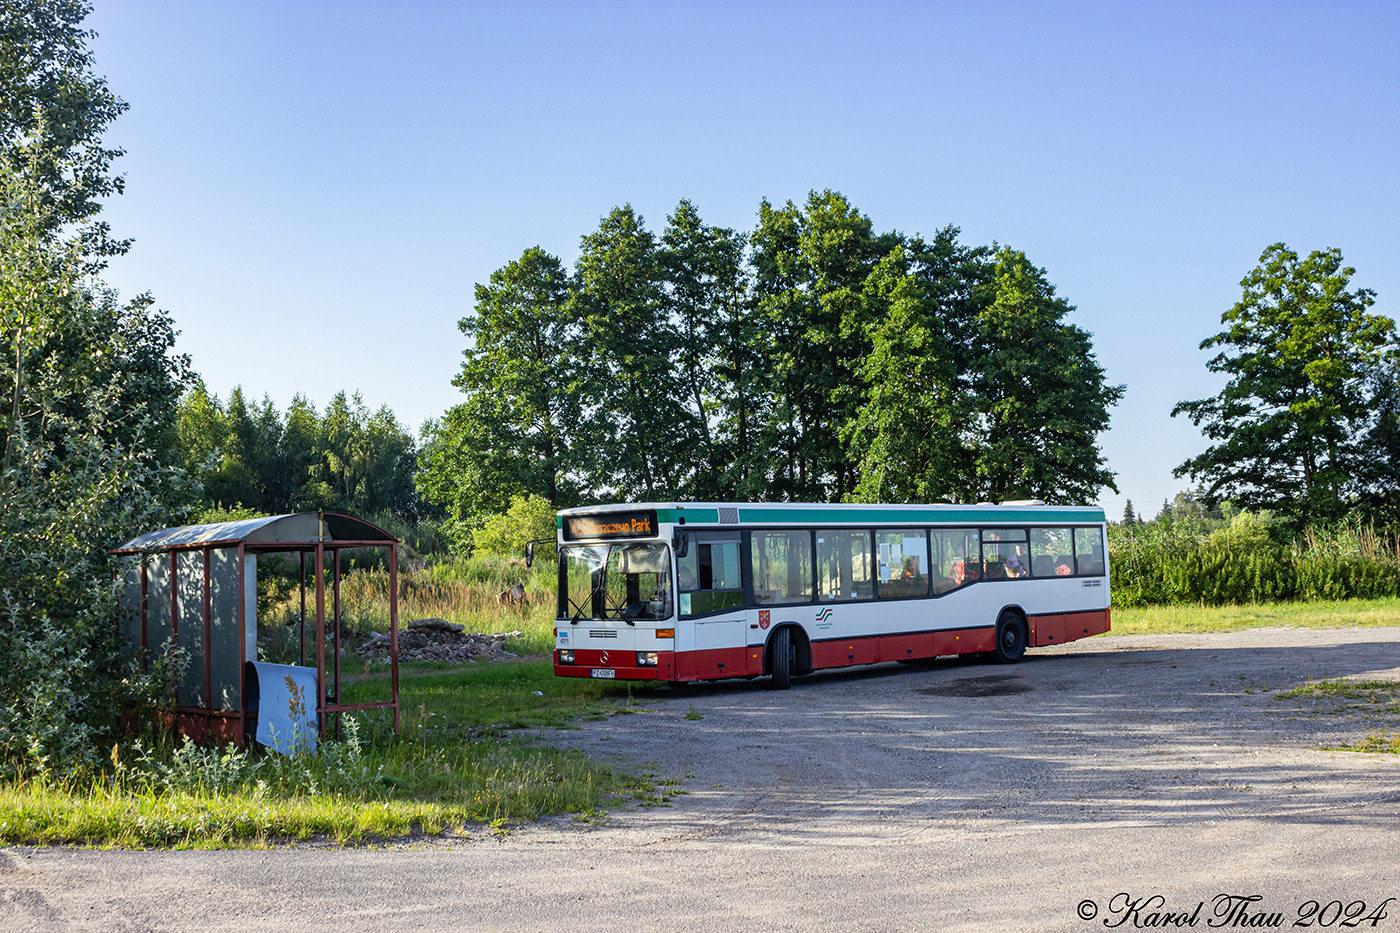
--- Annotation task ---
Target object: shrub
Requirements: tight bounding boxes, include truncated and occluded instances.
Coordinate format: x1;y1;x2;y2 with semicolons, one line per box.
1110;511;1400;607
472;494;558;560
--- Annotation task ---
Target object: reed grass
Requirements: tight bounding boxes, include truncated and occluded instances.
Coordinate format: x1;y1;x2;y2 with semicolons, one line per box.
256;554;559;664
1110;516;1400;607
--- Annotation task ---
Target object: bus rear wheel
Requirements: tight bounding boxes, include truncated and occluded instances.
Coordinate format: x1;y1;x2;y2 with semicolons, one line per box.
993;611;1027;664
770;627;793;690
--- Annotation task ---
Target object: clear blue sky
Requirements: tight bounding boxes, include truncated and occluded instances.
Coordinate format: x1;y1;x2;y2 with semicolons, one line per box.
85;0;1399;519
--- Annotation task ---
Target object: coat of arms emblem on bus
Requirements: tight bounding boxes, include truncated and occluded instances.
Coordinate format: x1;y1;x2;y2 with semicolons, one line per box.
759;610;771;629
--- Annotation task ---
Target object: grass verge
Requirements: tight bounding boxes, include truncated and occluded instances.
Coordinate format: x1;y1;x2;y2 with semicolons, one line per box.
1111;596;1400;635
0;660;676;848
1275;678;1400;755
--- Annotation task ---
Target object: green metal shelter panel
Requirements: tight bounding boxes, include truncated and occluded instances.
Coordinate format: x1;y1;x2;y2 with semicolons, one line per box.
117;557;142;652
144;555;173;663
207;547;244;711
176;550;204;708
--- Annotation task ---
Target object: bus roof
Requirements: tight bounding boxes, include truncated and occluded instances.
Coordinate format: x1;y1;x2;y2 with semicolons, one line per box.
556;501;1107;527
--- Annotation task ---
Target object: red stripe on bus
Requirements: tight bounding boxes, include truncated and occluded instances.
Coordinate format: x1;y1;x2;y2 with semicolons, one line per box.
1028;608;1110;646
555;609;1108;683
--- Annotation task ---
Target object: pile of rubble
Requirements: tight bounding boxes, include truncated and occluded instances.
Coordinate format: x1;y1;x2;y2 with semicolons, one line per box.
357;618;524;663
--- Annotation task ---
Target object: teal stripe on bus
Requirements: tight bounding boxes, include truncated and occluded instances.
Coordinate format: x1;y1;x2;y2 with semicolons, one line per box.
657;508;719;524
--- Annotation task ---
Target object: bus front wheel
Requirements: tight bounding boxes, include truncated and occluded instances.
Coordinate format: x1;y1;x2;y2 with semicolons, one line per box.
770;627;793;690
993;611;1027;664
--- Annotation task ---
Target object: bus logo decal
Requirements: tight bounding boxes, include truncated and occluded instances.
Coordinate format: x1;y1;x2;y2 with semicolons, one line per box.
816;608;833;623
759;610;771;630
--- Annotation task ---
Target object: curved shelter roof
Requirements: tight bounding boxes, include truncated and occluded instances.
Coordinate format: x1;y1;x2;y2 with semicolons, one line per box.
111;511;398;554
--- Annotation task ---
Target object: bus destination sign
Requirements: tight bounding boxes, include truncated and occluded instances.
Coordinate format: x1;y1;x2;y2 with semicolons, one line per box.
563;510;658;541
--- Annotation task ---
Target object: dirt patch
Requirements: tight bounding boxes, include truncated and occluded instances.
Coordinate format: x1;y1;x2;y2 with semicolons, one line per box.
915;673;1032;696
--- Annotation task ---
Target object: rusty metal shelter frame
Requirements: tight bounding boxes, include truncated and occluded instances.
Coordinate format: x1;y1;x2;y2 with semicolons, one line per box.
110;512;400;746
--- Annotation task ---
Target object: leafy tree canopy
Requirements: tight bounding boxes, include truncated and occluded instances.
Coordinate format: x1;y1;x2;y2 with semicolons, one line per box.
422;192;1125;547
175;384;421;520
0;0;189;775
0;0;128;254
1173;243;1397;527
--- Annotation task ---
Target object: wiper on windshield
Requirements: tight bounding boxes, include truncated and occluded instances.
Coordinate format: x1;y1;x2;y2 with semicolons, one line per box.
568;553;607;625
568;580;599;625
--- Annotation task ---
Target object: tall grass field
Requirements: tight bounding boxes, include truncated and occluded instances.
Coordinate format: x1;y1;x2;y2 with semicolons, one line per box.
1110;515;1400;607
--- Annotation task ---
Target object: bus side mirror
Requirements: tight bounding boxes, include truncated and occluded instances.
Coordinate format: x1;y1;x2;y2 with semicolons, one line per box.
525;542;534;568
673;530;689;559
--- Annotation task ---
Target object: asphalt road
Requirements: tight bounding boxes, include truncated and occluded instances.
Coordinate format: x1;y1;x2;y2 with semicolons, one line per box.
5;627;1400;932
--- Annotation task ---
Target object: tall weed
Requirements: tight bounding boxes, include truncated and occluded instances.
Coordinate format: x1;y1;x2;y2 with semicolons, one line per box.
290;554;558;654
1111;514;1400;607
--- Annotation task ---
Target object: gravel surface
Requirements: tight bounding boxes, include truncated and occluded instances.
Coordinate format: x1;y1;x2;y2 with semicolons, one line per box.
5;627;1400;932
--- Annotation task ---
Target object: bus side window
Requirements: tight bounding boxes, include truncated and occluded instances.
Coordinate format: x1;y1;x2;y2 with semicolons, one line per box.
750;530;813;605
931;528;978;594
679;534;744;617
1074;527;1105;576
875;529;929;598
1030;528;1073;577
816;530;873;600
981;528;1029;580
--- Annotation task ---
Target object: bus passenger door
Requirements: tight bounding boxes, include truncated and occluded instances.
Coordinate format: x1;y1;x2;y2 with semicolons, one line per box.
676;532;751;678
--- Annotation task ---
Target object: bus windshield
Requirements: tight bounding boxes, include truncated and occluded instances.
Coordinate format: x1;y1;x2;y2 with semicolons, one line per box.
558;543;673;623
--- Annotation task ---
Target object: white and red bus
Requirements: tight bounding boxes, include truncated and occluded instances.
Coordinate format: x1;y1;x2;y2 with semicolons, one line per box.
548;502;1110;688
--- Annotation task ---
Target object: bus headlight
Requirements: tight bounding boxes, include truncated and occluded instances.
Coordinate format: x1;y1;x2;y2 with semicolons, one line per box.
558;649;574;664
636;652;658;667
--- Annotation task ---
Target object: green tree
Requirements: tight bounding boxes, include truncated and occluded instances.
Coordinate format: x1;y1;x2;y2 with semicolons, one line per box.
0;0;128;255
845;231;980;503
1173;244;1397;527
175;380;225;471
751;191;896;500
1358;360;1400;525
177;385;419;518
208;385;259;508
471;493;558;559
424;194;1125;518
847;240;1121;505
1122;499;1136;524
0;132;189;774
417;246;581;546
963;247;1122;503
575;205;693;499
659;200;747;498
278;393;320;508
459;246;578;506
359;402;418;517
307;391;417;517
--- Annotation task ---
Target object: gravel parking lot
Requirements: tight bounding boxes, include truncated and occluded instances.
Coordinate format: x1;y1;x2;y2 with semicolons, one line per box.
6;627;1400;932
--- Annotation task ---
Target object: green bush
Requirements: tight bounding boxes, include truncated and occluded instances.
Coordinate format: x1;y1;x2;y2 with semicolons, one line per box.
471;494;558;560
1110;512;1400;607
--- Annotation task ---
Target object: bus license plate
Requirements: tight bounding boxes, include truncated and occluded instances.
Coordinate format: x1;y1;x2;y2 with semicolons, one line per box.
590;668;615;679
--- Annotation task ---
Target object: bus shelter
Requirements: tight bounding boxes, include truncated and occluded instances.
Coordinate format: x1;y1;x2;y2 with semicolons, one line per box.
110;512;401;746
